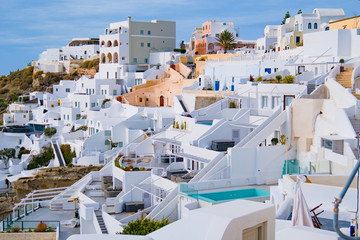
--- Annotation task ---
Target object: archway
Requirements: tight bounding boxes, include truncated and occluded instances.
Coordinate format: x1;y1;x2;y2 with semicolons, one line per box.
160;96;165;107
113;52;118;63
101;53;106;63
114;40;119;47
107;53;112;63
101;41;105;47
107;41;112;47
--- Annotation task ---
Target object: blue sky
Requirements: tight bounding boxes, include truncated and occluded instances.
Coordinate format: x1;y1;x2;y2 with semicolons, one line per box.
0;0;359;76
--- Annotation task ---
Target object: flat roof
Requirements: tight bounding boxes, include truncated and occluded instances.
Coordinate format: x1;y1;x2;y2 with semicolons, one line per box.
330;15;360;24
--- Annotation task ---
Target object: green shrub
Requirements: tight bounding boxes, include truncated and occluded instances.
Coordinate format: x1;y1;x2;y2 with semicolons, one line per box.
256;76;263;82
73;125;87;132
60;144;76;166
282;75;295;84
120;217;170;235
27;146;54;170
173;48;186;53
229;101;236;108
44;127;56;137
18;147;30;159
102;98;111;106
339;58;345;64
271;138;279;145
275;75;282;82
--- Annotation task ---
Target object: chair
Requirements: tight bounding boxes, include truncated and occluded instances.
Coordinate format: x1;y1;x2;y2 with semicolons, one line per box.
310;203;324;228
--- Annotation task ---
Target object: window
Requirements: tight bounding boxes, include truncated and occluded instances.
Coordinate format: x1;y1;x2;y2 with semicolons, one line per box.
67;115;69;120
308;23;312;29
147;43;151;47
66;88;70;92
296;36;300;44
113;90;117;95
85;102;88;108
122;56;125;60
147;30;151;35
55;88;58;92
92;89;94;94
272;96;281;109
139;98;142;102
140;30;144;35
295;24;299;32
141;42;144;47
23;114;26;118
91;103;95;107
199;77;201;86
325;27;330;31
314;23;318;29
236;33;239;37
75;102;77;107
63;114;66;120
105;130;111;137
133;58;137;63
265;68;271;74
135;79;142;85
322;139;332;150
261;96;268;108
284;95;295;109
144;58;148;64
223;23;226;25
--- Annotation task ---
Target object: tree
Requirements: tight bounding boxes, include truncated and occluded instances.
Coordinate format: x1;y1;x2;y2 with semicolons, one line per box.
215;30;237;53
298;9;302;14
0;148;15;169
281;11;291;25
119;217;170;235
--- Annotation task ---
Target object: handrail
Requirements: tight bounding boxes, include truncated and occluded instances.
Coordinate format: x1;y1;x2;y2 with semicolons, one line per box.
236;107;282;148
312;48;332;63
334;158;360;240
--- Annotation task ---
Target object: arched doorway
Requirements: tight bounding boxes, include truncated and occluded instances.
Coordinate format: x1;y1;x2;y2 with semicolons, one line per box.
160;96;164;107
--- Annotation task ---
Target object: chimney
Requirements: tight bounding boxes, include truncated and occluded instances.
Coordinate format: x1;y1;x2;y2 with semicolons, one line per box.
128;16;131;22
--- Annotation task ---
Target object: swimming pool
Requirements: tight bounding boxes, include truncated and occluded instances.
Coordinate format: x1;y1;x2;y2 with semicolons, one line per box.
197;121;213;126
188;188;270;203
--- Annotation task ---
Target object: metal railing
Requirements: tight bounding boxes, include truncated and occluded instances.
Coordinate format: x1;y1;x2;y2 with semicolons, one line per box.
1;220;60;232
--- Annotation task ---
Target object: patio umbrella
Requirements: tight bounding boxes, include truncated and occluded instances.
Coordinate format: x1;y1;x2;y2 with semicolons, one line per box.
291;183;313;227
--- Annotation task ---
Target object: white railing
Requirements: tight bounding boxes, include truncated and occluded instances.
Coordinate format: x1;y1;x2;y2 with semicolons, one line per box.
190;154;227;183
147;186;178;219
236;107;283;148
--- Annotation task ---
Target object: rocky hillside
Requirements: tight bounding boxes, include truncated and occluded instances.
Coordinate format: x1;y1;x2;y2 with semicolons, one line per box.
0;58;99;122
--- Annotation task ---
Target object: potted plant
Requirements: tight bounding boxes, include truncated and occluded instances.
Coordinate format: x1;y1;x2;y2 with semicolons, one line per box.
339;59;345;72
271;138;279;145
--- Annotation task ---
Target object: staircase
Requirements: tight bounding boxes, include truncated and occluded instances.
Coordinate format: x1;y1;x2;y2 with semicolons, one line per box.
335;67;360;99
96;213;108;234
52;140;66;167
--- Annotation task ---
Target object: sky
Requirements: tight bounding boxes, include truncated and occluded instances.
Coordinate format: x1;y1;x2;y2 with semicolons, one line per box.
0;0;359;76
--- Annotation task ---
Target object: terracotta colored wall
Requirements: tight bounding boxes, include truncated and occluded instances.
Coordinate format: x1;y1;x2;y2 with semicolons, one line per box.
117;63;195;107
330;17;360;30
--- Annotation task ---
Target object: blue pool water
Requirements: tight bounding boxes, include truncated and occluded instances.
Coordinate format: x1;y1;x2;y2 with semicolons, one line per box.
197;121;213;126
188;188;270;203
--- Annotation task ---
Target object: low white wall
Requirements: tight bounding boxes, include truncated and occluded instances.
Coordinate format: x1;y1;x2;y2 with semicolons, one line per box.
102;212;123;234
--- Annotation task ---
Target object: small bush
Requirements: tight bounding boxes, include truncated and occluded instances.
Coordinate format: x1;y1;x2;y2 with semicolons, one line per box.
120;217;170;235
44;127;56;137
60;144;76;166
18;147;30;159
27;146;54;170
256;76;263;82
271;138;279;145
229;101;236;108
36;222;47;232
282;75;295;84
339;58;345;64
